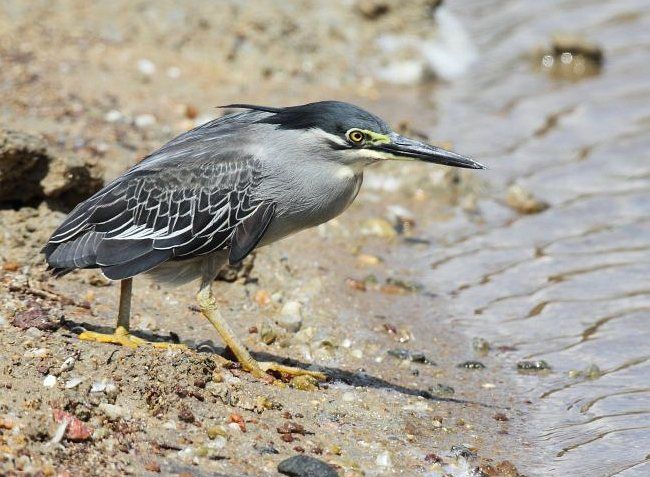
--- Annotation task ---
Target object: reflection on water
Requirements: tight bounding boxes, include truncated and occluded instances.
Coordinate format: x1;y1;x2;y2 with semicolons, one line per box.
416;0;649;475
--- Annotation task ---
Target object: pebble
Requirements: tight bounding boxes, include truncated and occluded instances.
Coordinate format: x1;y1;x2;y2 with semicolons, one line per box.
254;289;271;306
387;348;432;364
376;450;393;468
98;403;129;421
472;337;490;354
43;375;57;388
52;409;92;441
457;361;485;370
259;320;279;345
277;301;303;332
505;185;549;214
134;114;157;128
450;444;477;460
104;110;123;122
207;425;228;439
277;455;338;477
24;347;49;358
60;356;76;372
517;360;551;372
137;58;156;75
91;379;118;396
359;217;397;238
64;377;83;389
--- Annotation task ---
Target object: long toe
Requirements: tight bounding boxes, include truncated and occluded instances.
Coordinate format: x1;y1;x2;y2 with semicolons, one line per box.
78;329;146;349
258;361;327;381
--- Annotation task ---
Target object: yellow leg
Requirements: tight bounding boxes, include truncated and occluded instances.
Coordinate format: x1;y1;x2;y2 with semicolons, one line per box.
79;278;185;351
197;282;326;382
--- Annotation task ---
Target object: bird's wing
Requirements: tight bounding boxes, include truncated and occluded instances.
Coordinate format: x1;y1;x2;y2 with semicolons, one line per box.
44;148;271;279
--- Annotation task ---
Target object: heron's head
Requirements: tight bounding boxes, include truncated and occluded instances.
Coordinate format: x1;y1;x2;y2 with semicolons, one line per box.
224;101;485;170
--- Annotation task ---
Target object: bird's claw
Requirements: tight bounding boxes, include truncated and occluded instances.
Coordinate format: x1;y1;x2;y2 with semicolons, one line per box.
256;361;327;382
78;326;187;350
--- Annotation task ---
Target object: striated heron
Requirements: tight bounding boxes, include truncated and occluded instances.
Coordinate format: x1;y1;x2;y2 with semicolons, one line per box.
43;101;484;381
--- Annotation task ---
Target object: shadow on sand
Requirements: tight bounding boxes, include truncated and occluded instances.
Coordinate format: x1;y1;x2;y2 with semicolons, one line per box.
62;319;502;409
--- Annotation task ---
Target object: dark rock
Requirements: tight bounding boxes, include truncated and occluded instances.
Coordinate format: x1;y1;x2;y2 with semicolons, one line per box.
450;444;477;460
517;360;551;371
278;455;338;477
457;361;485;370
11;306;60;331
387;348;433;364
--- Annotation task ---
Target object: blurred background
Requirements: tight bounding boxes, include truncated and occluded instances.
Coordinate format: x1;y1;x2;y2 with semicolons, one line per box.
1;1;649;476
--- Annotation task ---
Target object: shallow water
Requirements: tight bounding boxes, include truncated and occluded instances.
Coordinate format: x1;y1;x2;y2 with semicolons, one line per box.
403;1;649;475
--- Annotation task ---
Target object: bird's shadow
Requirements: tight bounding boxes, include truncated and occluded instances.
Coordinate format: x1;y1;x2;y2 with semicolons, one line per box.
61;319;500;409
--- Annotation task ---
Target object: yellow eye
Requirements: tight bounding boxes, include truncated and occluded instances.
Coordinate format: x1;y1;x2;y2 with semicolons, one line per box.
347;129;365;144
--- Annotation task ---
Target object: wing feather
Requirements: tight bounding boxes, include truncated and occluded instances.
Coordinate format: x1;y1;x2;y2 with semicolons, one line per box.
44;112;275;279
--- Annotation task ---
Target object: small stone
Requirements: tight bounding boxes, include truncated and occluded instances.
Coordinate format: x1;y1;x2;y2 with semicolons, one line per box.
98;403;129;421
178;405;195;424
60;356;76;372
277;455;338;477
517;360;551;372
356;254;381;266
137;58;156;75
144;461;161;473
360;217;397;238
277;301;303;332
457;361;485;370
64;378;83;389
207;425;228;439
134;114;156;128
43;375;57;388
506;185;549;214
494;412;509;421
227;413;246;432
376;450;392;468
254;289;272;306
290;375;318;391
12;307;60;331
24;347;49;358
276;421;307;435
104;110;123;122
472;337;490;355
388;348;433;364
260;320;279;345
450;444;477;460
52;409;92;441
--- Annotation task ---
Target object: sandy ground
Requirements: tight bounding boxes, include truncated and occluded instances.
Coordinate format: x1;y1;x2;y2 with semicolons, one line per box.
1;1;524;476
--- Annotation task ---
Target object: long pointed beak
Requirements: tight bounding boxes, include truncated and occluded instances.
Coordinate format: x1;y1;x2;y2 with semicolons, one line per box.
374;134;485;170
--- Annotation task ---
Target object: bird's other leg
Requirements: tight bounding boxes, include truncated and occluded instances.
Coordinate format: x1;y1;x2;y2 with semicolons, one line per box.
78;278;146;348
196;276;326;382
78;278;183;349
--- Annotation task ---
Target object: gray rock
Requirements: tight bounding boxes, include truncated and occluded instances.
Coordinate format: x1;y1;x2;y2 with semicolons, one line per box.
278;455;338;477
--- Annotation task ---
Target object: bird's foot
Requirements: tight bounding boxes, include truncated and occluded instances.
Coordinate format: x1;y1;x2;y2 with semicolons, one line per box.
78;326;187;350
255;361;327;382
